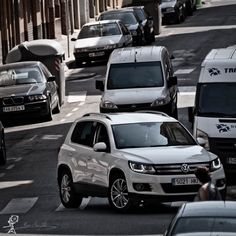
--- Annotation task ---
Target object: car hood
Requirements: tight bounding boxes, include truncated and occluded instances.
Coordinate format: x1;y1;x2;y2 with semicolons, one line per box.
160;1;176;8
117;145;215;164
102;87;166;104
126;23;139;30
74;36;122;49
0;83;46;97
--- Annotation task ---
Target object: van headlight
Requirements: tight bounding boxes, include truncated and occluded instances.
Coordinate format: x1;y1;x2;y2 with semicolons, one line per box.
129;161;155;174
151;96;171;106
196;129;210;150
100;101;118;109
210;158;221;171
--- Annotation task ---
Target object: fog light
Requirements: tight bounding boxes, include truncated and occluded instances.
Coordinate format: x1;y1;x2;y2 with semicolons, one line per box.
133;183;151;192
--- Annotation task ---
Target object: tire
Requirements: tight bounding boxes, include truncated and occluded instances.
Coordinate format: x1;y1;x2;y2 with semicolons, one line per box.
53;95;61;114
108;174;132;212
0;131;6;166
44;101;53;121
59;169;82;208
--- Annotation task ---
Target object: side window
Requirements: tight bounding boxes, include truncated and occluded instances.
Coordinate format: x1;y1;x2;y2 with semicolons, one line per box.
71;121;97;147
95;123;110;148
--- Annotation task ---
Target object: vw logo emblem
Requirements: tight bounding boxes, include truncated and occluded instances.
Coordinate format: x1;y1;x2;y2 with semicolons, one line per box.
181;164;190;173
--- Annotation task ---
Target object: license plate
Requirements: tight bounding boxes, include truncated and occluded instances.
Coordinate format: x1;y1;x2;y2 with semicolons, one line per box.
227;157;236;164
172;177;199;186
89;51;105;57
3;105;25;112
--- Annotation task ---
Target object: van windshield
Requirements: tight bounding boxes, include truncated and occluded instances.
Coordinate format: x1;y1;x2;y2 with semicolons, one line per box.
107;62;164;90
198;83;236;117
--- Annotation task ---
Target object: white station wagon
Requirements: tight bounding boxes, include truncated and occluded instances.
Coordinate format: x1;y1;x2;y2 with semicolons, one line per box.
57;112;226;212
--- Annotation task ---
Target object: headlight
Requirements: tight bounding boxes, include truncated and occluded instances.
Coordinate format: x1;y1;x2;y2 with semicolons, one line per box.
210;157;221;171
104;44;118;50
151;96;171;106
130;30;137;36
100;101;118;109
165;7;175;13
75;48;88;53
28;94;47;102
129;161;155;174
196;129;210;150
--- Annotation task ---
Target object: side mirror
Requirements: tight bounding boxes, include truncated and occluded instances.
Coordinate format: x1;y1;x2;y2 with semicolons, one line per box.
96;80;104;91
47;75;56;82
197;137;206;147
93;142;107;152
71;37;77;42
167;76;177;87
188;106;194;123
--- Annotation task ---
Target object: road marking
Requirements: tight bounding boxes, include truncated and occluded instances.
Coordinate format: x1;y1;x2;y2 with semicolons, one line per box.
6;164;15;170
72;107;79;112
15;157;22;162
60;118;66;123
67;91;87;103
79;197;91;210
0;180;34;190
41;135;63;140
0;197;38;214
175;68;195;75
0;173;5;178
66;113;73;117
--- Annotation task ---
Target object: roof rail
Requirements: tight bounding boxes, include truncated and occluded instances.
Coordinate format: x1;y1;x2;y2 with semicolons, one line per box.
82;113;112;120
134;110;170;117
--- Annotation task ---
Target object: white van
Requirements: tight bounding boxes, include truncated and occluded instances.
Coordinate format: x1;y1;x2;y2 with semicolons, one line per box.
96;46;178;118
190;47;236;171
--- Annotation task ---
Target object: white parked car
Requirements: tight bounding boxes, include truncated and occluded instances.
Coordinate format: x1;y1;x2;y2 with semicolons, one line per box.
71;20;132;66
57;112;226;212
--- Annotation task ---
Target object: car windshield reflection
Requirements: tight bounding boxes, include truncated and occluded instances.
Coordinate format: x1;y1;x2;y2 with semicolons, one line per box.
112;122;196;149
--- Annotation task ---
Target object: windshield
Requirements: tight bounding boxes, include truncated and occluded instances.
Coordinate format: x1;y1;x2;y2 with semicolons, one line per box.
78;22;121;39
197;83;236;117
172;217;236;234
100;12;137;25
107;62;164;90
0;66;43;87
112;122;196;149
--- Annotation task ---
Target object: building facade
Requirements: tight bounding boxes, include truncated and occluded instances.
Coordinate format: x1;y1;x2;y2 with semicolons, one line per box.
0;0;132;64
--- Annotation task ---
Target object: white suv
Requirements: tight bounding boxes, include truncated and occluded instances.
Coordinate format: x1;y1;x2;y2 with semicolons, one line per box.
57;112;226;212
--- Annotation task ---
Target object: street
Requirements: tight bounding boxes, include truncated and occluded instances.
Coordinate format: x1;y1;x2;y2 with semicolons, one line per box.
1;0;236;235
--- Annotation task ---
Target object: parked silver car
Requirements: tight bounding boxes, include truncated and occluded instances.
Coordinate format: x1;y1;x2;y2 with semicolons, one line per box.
71;20;132;66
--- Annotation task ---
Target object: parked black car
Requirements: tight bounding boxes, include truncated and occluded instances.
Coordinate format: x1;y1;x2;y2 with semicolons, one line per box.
0;61;60;121
98;8;145;46
185;0;197;16
0;121;6;165
160;0;186;24
123;6;155;44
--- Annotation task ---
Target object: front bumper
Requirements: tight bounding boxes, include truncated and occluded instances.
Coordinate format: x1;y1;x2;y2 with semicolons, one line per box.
125;167;226;202
100;102;173;116
0;100;50;119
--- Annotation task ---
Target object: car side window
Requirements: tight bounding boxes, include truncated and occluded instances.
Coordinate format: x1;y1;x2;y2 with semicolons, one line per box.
71;121;97;147
95;123;110;149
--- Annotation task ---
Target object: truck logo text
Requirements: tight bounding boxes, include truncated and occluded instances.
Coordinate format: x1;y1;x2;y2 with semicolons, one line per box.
224;68;236;73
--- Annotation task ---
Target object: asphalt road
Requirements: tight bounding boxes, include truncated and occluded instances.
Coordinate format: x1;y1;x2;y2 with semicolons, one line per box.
1;1;236;235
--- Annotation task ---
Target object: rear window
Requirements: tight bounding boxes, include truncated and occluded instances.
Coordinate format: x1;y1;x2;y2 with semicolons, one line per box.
172;217;236;234
107;62;164;89
99;12;137;25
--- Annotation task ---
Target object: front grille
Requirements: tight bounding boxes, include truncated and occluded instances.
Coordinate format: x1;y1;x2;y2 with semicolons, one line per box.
161;183;200;193
117;103;151;109
154;162;210;175
209;138;236;155
2;97;24;105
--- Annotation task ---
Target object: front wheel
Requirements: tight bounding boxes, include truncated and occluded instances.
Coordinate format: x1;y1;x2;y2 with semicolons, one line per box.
0;131;6;165
59;170;82;208
108;174;132;212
